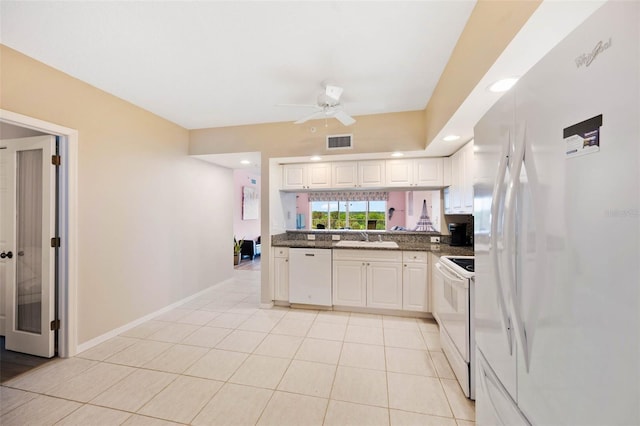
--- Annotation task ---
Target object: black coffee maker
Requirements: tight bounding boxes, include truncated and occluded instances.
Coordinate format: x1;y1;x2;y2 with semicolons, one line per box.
448;223;467;246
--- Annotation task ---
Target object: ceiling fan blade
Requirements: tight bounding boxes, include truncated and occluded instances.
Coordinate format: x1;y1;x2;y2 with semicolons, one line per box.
325;85;343;102
294;110;326;124
334;110;356;126
276;103;319;108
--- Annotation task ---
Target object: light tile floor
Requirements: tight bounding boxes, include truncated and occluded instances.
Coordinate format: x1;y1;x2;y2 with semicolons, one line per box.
0;270;475;425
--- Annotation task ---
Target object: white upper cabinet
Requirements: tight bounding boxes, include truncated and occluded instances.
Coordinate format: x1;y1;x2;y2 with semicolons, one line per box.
283;157;447;191
414;158;444;186
283;164;306;189
358;160;386;187
307;163;331;188
332;160;386;188
385;160;414;187
445;141;474;214
386;158;443;187
462;143;474;212
331;162;359;188
283;163;331;190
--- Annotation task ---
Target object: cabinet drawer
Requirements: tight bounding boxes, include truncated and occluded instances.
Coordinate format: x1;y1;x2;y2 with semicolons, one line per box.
403;251;428;263
273;247;289;258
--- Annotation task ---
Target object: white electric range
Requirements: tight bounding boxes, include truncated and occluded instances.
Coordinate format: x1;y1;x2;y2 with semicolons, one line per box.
433;255;475;399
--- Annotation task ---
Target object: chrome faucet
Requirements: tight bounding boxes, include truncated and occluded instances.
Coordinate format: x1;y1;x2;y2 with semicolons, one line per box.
359;232;369;242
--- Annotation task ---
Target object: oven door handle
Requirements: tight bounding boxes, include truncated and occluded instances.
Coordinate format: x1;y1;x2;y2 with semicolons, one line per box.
435;263;468;289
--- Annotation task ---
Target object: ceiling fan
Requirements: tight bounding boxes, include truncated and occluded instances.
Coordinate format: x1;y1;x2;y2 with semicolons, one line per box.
279;83;356;126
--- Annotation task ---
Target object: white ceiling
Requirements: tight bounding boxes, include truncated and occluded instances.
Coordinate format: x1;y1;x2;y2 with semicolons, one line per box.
0;1;475;130
1;0;607;169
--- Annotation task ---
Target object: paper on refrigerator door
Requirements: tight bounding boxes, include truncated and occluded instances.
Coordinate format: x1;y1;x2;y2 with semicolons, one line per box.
564;114;603;158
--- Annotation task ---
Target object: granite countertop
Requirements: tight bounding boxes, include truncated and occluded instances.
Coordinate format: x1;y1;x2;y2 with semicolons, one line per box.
271;239;474;257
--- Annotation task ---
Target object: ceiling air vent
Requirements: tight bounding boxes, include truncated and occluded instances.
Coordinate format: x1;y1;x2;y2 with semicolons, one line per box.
326;134;353;150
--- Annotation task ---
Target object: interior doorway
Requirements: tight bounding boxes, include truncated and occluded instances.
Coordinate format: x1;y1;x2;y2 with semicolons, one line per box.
0;110;79;363
1;135;57;357
1;129;59;380
233;168;261;271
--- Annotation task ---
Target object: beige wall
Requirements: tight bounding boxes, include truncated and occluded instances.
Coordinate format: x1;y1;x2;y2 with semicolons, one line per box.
423;0;541;145
190;110;426;157
1;45;234;344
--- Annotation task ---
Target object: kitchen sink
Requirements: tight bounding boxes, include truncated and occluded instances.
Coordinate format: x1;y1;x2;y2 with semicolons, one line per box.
335;240;399;248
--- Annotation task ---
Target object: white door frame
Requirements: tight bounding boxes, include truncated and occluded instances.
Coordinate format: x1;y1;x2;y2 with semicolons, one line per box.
0;109;78;358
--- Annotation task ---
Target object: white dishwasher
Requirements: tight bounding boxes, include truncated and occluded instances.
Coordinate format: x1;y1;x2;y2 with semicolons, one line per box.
289;248;332;306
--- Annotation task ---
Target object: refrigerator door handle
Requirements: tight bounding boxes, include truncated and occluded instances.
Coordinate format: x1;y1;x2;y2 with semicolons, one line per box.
490;130;514;356
504;123;531;372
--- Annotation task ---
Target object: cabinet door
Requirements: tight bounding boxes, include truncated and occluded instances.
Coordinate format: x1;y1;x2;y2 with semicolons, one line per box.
282;164;306;189
403;262;428;311
331;162;358;188
307;163;331;188
450;152;463;211
333;260;366;307
273;256;289;301
358;161;385;187
385;159;413;187
367;262;403;310
461;142;474;213
414;158;444;186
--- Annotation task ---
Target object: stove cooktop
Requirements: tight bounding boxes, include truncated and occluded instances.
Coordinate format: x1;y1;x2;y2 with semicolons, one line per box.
450;257;474;273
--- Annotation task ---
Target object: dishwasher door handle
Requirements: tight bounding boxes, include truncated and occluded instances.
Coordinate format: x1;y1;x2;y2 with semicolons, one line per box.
305;253;315;256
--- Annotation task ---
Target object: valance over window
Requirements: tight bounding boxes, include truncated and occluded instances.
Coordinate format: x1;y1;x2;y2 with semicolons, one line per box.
308;191;388;202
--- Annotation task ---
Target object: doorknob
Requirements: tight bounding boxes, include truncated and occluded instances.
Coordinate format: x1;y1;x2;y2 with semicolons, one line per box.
0;251;13;259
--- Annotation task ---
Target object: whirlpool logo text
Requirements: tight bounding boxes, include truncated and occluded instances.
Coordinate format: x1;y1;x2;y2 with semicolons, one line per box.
575;38;612;68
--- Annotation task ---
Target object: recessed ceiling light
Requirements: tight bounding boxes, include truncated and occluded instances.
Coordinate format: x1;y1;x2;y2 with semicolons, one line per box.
310;156;322;161
391;152;404;157
240;160;251;165
443;134;460;142
488;77;519;93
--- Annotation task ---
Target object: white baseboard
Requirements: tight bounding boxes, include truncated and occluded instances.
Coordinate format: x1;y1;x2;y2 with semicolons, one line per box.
76;278;234;354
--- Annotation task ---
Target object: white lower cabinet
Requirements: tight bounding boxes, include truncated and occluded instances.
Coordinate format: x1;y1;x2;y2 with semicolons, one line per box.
333;249;404;309
272;247;289;302
402;251;429;311
332;260;367;307
367;262;403;309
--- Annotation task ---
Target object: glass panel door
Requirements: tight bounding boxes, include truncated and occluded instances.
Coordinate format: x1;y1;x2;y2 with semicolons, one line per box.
3;135;56;358
16;149;43;334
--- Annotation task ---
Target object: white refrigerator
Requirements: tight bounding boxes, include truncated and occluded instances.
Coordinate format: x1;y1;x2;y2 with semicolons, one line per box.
473;2;639;425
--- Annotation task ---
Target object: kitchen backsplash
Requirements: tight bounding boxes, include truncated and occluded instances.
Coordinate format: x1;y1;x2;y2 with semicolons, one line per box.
272;230;440;245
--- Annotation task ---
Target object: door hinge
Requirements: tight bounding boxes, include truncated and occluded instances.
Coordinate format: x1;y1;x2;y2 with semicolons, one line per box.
51;155;61;166
50;319;60;331
51;237;61;248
